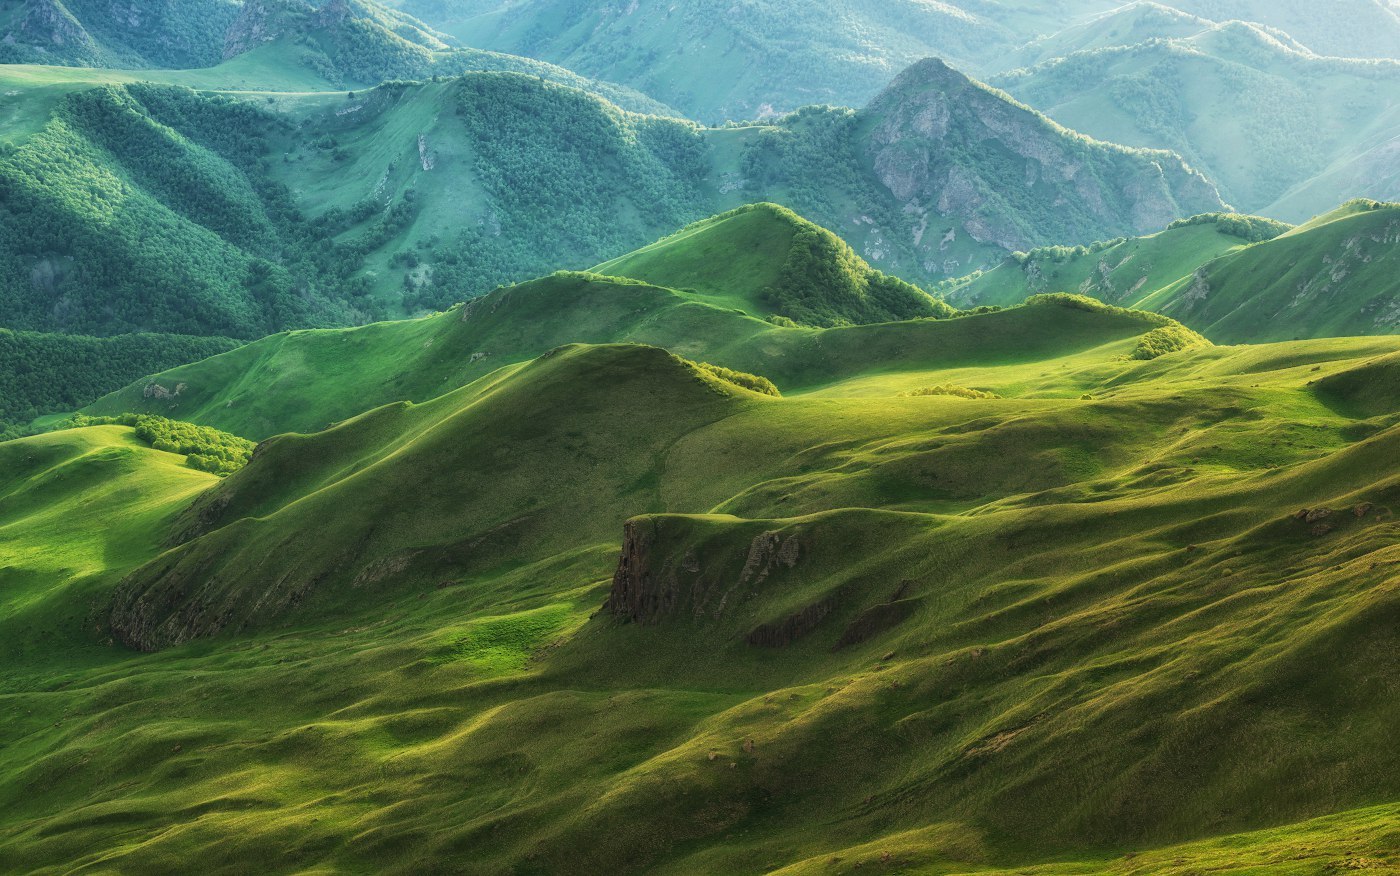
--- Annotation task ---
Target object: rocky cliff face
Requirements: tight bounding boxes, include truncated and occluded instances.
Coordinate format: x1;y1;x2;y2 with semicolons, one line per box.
857;58;1225;261
607;517;801;626
222;0;291;60
5;0;101;62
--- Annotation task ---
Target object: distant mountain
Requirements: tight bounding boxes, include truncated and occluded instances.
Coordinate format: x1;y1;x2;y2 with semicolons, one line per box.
1163;0;1400;60
0;0;242;68
994;20;1400;218
1005;2;1307;70
427;0;1105;123
948;201;1400;343
846;59;1223;279
0;0;671;111
0;66;1222;339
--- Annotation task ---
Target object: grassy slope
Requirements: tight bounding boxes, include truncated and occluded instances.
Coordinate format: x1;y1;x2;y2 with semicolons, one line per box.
1148;201;1400;343
947;220;1256;310
3;321;1399;872
83;274;1178;439
994;21;1400;217
590;203;950;325
592;204;812;314
948;203;1400;344
0;426;217;664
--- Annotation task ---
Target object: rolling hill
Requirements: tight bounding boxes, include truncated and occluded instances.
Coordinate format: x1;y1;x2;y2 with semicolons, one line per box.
590;204;954;328
3;279;1400;870
948;201;1400;344
82;202;1233;441
994;18;1400;218
0;329;237;437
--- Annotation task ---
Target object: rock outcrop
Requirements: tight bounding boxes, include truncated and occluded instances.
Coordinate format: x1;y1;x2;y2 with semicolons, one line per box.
607;517;801;626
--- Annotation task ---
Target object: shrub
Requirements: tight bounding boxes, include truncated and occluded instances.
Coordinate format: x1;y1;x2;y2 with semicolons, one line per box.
899;385;1000;400
1132;325;1211;361
691;362;781;397
63;413;255;475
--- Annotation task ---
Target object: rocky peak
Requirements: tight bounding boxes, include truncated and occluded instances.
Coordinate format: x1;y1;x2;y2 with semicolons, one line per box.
856;57;1226;254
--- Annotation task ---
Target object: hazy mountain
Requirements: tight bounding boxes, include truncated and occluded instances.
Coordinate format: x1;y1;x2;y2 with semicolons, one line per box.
418;0;1172;122
994;20;1400;217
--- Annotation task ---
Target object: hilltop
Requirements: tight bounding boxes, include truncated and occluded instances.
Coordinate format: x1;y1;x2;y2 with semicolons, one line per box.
591;204;953;328
1163;0;1400;60
948;201;1400;343
994;18;1400;217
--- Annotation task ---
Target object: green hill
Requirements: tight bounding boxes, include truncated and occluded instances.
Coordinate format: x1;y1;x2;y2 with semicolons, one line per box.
994;19;1400;217
84;267;1213;440
948;201;1400;344
0;425;219;663
591;204;953;327
1151;200;1400;342
4;305;1400;870
946;212;1290;309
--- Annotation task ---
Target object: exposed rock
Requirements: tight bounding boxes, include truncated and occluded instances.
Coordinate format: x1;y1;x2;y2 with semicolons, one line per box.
746;598;832;647
833;598;921;650
606;518;800;626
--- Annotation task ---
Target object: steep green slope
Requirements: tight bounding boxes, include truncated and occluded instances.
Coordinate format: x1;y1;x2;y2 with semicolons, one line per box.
0;425;218;663
947;203;1400;344
0;83;362;337
0;0;242;69
995;21;1400;217
946;212;1289;309
3;321;1399;872
1150;200;1400;343
84;274;1194;439
591;204;952;327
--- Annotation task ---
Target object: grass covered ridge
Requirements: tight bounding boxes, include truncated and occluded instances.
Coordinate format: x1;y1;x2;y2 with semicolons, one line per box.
2;321;1399;872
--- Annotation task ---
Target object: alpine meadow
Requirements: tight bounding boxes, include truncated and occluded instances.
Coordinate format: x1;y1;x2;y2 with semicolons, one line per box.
2;1;1399;874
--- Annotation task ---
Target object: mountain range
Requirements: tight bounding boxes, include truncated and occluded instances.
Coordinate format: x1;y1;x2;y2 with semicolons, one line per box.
0;61;1225;343
2;3;1399;872
994;10;1400;218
